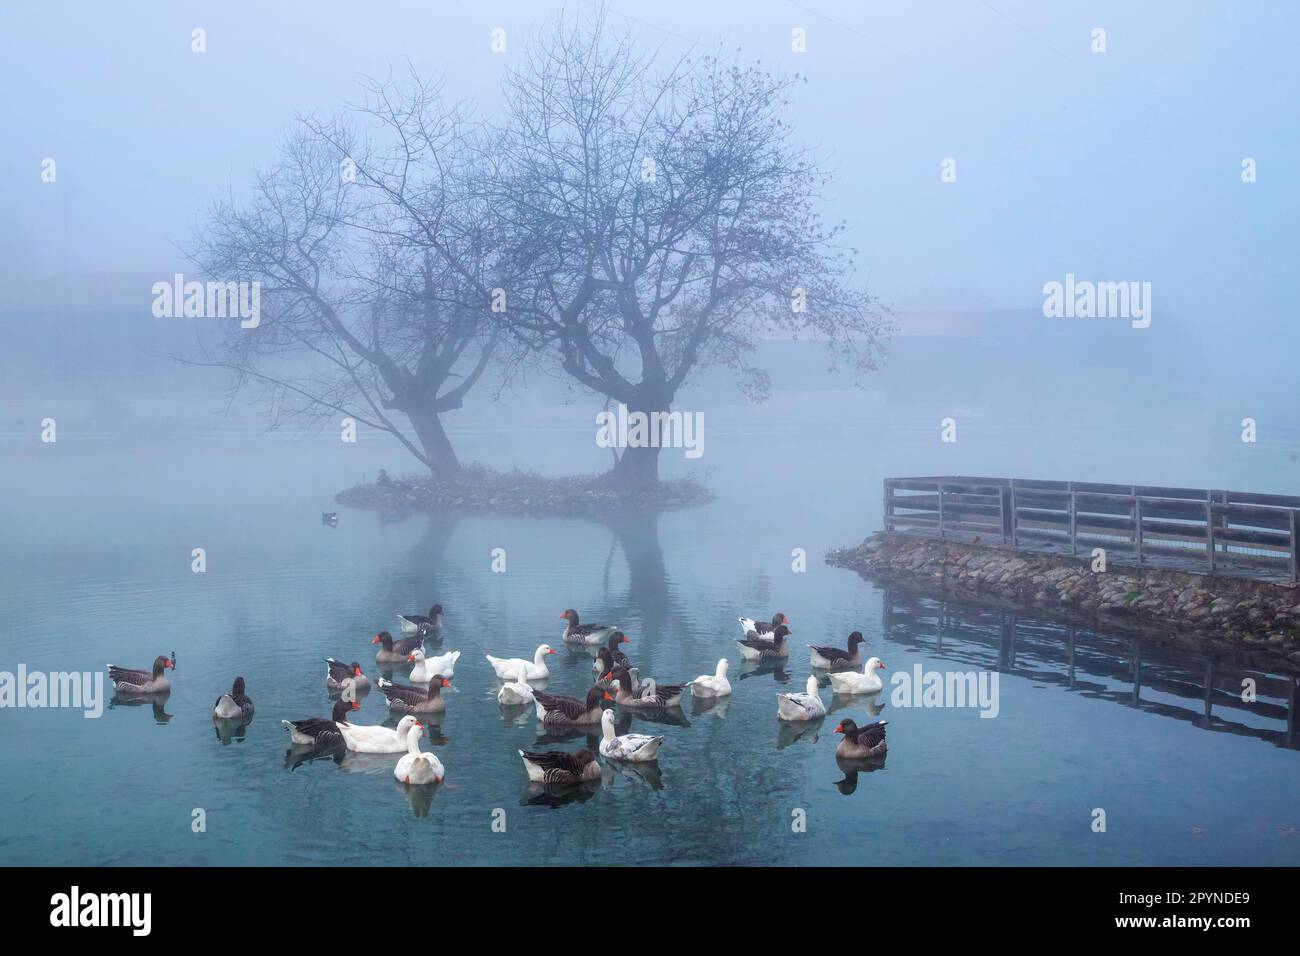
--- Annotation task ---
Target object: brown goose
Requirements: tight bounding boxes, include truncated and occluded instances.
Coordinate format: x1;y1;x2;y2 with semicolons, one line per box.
377;675;452;715
560;609;619;646
325;658;370;693
107;656;173;694
212;676;254;720
518;747;601;784
533;686;608;725
373;630;422;663
604;665;687;709
809;631;867;669
737;624;790;662
281;699;359;746
738;612;790;639
834;718;888;759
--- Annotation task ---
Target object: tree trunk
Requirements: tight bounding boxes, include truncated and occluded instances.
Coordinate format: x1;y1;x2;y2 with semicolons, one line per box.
604;442;661;490
407;406;462;480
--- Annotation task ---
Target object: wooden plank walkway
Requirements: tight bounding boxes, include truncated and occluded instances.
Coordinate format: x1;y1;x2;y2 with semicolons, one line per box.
884;476;1300;583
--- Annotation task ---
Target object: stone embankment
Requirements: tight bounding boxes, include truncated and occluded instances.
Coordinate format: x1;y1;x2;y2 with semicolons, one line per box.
828;533;1300;662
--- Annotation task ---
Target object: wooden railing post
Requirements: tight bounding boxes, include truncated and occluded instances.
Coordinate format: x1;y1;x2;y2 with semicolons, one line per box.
1291;509;1299;583
883;479;893;533
1205;495;1215;571
1135;495;1144;565
1010;480;1019;546
937;479;946;539
1069;481;1077;555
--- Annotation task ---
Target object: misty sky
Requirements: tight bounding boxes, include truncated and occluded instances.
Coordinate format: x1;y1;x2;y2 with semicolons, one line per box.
3;0;1298;357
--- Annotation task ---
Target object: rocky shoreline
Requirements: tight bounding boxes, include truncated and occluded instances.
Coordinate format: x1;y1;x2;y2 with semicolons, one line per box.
827;533;1300;663
336;464;714;517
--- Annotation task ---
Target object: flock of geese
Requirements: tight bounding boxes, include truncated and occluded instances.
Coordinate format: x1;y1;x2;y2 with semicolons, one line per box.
105;604;890;792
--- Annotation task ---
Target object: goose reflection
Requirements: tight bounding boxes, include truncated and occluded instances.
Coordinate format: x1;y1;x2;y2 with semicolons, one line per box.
828;690;886;717
533;726;601;748
601;758;665;791
616;707;689;731
776;715;824;750
393;777;442;817
833;755;887;794
690;695;730;719
522;779;601;807
212;714;252;744
109;692;172;724
283;742;346;770
736;659;791;684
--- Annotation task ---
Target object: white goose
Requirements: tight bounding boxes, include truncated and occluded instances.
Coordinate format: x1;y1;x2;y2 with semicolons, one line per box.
497;664;536;706
776;675;826;722
598;708;663;762
407;648;462;682
486;644;556;681
689;658;731;699
826;657;886;695
393;721;444;785
338;714;422;754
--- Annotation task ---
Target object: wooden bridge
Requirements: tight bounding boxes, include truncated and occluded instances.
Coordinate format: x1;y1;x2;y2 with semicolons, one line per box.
883;476;1300;582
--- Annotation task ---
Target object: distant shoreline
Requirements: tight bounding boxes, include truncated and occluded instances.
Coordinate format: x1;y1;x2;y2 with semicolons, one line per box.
335;464;714;517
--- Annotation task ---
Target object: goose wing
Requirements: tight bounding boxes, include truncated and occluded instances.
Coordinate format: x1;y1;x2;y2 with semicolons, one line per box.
810;644;849;663
533;692;588;721
107;665;151;687
850;720;888;747
324;658;352;682
378;679;427;707
289;717;343;744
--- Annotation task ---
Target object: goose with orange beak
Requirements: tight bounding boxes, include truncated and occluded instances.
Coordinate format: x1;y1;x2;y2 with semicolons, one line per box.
324;658;370;694
377;674;452;715
834;718;887;759
560;609;618;646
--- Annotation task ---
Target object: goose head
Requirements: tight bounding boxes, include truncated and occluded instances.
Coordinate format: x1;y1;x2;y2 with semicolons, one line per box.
715;658;730;678
834;718;858;735
771;625;791;646
405;720;426;752
394;715;421;738
561;609;580;626
230;676;247;696
848;631;866;650
534;644;557;664
348;661;365;677
373;630;394;648
406;649;427;666
772;612;789;627
585;685;607;710
428;603;443;619
152;655;174;677
804;675;819;697
600;708;616;737
864;656;886;675
331;699;361;723
608;631;630;651
427;675;451;696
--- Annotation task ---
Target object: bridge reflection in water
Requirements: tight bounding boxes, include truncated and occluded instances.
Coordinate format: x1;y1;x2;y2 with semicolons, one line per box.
880;585;1300;751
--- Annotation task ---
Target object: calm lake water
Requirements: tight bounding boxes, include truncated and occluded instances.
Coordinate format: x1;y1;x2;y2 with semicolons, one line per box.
2;410;1299;866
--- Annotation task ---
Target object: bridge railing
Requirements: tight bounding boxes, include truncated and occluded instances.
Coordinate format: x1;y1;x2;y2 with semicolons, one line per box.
883;476;1300;581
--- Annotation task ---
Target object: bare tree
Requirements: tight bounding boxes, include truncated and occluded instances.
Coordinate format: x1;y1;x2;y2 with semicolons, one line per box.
487;11;892;488
188;104;498;479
